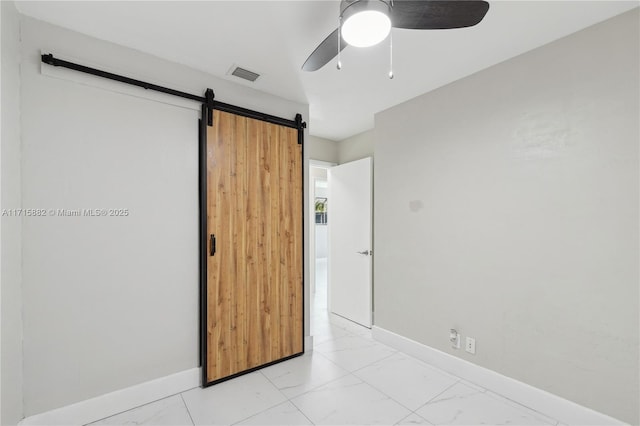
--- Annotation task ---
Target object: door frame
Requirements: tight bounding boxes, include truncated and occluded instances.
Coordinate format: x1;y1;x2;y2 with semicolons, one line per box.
199;106;306;387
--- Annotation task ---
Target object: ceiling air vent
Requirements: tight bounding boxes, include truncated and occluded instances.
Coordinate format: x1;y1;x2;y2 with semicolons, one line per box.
230;66;260;82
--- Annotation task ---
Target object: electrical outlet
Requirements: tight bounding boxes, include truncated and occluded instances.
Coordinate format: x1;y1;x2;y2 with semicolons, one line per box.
450;329;460;349
465;337;476;354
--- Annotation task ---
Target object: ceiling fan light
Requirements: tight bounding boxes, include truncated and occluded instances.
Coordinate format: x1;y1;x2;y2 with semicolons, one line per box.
341;0;391;48
342;10;391;47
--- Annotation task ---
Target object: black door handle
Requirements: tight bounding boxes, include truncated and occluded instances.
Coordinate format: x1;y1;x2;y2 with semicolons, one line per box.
210;234;216;256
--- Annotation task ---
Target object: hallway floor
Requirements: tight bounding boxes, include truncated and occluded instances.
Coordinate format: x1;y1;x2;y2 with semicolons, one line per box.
89;259;564;425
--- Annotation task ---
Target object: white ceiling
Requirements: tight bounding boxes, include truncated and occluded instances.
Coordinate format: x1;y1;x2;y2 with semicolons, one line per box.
16;1;639;141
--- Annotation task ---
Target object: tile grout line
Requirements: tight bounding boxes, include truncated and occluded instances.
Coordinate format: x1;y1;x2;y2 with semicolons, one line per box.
349;350;399;375
258;369;291;403
226;372;300;426
82;390;198;425
228;400;289;426
482;390;560;425
315;336;398;368
308;353;352;383
395;412;435;426
179;393;196;426
286;397;317;426
354;380;420;420
346;354;461;422
252;349;324;425
285;369;410;426
391;351;466;384
287;371;362;399
410;380;462;416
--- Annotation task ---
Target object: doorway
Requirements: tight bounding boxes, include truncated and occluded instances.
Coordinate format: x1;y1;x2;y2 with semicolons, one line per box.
310;158;373;336
309;162;335;330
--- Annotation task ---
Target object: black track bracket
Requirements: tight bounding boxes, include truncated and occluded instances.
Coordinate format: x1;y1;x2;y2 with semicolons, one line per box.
205;89;215;126
295;114;307;145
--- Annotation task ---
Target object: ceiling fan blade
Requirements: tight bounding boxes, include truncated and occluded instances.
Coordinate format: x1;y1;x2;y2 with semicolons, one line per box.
302;28;347;72
391;1;490;30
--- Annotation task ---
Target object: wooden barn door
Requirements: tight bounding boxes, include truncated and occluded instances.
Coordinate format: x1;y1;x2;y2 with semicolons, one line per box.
203;109;304;385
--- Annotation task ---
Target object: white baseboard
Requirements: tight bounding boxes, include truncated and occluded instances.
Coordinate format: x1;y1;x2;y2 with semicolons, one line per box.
305;335;314;351
372;326;626;426
20;368;200;426
19;339;315;426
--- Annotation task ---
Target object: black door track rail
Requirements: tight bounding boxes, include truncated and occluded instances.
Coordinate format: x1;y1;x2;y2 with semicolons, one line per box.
41;53;307;133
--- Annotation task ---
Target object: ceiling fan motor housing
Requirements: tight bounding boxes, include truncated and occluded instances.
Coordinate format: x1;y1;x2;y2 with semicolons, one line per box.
340;0;392;20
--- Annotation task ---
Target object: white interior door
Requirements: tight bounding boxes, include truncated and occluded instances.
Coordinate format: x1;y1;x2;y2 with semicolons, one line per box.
328;157;373;327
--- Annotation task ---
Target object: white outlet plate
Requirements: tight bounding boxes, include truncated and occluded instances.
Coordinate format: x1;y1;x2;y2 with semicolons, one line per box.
465;337;476;354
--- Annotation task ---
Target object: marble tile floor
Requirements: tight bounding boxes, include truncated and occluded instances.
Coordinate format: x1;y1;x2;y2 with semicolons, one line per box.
89;260;563;425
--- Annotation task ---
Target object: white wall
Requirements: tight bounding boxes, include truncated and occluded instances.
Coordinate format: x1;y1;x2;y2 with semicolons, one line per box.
310;167;328;181
308;135;339;163
338;129;374;164
1;1;24;424
374;9;638;424
19;16;309;417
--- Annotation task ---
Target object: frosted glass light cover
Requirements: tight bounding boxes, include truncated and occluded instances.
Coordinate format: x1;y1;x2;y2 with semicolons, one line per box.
342;10;391;48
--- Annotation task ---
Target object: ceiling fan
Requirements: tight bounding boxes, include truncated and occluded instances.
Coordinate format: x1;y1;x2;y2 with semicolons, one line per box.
302;0;490;74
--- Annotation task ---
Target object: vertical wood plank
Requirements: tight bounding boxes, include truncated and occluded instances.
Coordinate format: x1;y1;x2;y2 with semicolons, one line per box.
232;114;248;374
259;121;271;365
269;124;282;360
207;110;229;381
279;126;292;357
245;118;261;369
